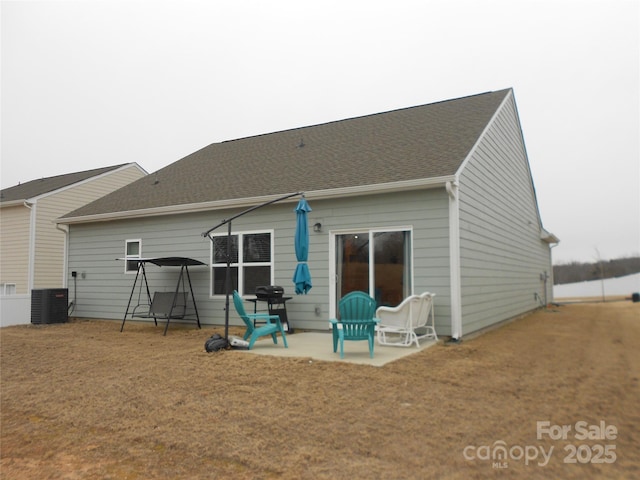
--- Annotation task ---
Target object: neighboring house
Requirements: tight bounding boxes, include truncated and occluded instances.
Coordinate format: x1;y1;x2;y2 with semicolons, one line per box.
57;89;558;339
0;163;147;296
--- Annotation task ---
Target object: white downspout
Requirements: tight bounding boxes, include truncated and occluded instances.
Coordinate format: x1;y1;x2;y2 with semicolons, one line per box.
24;201;36;292
55;222;69;288
446;180;462;340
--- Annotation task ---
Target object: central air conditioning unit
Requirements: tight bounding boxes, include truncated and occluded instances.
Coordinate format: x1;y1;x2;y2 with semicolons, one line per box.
31;288;68;324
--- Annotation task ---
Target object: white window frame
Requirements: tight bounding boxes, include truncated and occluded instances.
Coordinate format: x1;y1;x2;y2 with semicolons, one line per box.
124;239;142;274
209;230;274;297
1;283;16;295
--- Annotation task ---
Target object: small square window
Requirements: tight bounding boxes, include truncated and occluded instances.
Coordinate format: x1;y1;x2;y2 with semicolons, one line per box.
125;239;142;273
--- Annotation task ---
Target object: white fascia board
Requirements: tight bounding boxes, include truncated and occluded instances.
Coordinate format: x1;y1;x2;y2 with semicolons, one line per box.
131;162;149;176
455;89;513;177
57;176;454;225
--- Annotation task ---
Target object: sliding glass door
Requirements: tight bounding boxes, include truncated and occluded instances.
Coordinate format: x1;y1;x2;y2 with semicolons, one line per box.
336;233;370;296
334;229;412;312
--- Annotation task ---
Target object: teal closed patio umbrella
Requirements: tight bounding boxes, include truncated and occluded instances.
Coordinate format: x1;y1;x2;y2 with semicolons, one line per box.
293;198;312;294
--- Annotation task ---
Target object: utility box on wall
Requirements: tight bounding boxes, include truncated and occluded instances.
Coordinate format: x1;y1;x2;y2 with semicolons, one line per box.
31;288;68;324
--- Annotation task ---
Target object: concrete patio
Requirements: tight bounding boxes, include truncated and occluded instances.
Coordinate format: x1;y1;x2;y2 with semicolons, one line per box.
240;331;438;367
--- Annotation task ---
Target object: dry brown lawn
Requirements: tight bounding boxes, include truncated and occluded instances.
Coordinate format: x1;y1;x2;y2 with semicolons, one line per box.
1;302;639;479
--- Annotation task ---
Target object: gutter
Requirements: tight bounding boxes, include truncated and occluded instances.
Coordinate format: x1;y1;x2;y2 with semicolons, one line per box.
540;228;560;245
56;176;456;225
0;199;29;208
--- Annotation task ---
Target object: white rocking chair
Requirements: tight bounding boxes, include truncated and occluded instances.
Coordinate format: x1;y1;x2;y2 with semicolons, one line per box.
376;292;437;348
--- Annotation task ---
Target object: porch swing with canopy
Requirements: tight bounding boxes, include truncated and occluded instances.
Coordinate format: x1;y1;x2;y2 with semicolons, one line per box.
119;256;205;335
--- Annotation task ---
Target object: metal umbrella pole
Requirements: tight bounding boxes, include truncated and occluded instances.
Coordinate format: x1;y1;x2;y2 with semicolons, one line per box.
224;220;232;342
202;191;304;346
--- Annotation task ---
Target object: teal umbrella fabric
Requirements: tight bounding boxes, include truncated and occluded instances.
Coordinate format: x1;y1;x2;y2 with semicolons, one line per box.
293;198;312;294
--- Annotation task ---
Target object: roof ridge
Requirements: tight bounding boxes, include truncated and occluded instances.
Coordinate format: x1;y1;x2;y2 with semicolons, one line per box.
2;163;129;192
222;89;512;145
1;163;135;202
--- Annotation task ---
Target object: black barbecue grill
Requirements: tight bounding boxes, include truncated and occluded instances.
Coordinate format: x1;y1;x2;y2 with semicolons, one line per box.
255;285;284;299
250;285;292;333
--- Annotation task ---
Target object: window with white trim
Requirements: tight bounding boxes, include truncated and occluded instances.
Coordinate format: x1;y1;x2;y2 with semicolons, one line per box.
125;239;142;273
210;231;273;296
1;283;16;295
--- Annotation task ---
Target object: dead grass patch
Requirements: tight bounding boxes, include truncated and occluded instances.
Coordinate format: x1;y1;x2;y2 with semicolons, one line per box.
2;303;639;479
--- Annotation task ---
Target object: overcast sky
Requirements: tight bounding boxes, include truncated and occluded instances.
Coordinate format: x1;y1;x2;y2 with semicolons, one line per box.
2;0;638;264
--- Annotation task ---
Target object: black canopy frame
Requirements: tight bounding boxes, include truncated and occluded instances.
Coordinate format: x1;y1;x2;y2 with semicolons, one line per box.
120;257;205;335
202;192;303;346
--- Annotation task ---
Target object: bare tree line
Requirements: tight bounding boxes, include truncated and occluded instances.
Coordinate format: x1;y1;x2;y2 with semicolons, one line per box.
553;256;640;285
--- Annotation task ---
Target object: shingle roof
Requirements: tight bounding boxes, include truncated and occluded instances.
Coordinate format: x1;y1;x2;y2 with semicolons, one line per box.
1;164;131;203
63;89;510;219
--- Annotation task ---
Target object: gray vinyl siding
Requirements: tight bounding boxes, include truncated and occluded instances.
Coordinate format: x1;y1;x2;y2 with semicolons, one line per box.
67;189;452;332
457;95;551;335
68;213;212;322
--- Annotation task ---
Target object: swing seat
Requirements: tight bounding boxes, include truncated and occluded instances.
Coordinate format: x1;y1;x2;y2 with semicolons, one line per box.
149;291;187;319
131;292;187;323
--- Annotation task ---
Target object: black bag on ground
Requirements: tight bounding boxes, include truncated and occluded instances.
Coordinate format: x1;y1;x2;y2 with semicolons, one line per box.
205;334;227;352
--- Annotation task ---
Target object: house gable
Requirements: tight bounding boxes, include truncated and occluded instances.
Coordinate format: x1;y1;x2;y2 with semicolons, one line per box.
456;91;554;334
0;164;144;203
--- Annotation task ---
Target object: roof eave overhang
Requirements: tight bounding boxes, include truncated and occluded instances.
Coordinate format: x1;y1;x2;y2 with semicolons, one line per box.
540;228;560;244
57;176;454;225
0;199;30;208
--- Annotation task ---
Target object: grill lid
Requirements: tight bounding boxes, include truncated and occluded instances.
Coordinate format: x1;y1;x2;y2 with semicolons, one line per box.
255;285;284;298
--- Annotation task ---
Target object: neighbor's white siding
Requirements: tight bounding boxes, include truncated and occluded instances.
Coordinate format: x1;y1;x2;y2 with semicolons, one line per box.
0;164;146;296
66;189;452;332
457;93;552;335
33;164;146;289
0;204;31;294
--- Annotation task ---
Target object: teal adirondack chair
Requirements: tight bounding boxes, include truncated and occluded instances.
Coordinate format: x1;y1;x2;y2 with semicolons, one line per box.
330;291;379;359
232;291;288;350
